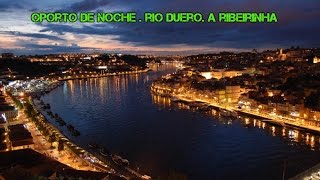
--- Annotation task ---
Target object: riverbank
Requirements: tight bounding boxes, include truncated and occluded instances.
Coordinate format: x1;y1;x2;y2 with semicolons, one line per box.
30;98;116;173
151;84;320;135
31;74;152;179
54;69;150;81
4;87;101;172
29;64;320;180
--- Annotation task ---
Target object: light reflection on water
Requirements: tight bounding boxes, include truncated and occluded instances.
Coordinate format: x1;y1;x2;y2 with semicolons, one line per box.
151;94;320;151
42;64;320;180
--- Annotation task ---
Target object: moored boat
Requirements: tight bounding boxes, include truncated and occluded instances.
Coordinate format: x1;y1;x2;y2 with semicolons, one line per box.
141;175;152;180
88;142;99;149
99;147;110;156
220;109;230;116
112;155;129;166
198;106;210;112
170;96;181;102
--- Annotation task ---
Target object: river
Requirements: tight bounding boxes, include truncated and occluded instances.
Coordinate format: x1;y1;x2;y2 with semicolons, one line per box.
41;63;320;180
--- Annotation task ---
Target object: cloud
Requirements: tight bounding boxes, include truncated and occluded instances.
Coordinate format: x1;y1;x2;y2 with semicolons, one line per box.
0;1;24;11
37;17;320;50
1;0;320;55
3;31;65;41
60;0;111;12
36;0;320;49
11;41;98;54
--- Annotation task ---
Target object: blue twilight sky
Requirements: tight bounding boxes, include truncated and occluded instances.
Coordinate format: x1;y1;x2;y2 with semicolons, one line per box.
0;0;319;55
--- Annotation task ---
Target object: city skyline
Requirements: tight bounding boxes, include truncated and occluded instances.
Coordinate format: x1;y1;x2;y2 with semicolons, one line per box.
1;0;320;55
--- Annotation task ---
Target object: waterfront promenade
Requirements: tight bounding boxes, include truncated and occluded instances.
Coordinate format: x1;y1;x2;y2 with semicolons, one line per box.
152;85;320;179
28;78;151;179
4;75;151;179
53;69;149;81
30;94;150;179
151;84;320;135
2;90;98;171
181;94;320;133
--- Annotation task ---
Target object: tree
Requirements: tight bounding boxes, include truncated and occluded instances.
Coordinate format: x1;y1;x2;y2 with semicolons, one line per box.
42;128;49;137
305;92;320;111
48;133;57;148
0;58;61;77
58;139;64;151
6;91;23;109
121;55;147;68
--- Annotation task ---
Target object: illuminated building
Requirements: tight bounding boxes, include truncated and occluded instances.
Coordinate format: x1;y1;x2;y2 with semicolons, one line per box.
313;56;320;63
0;106;18;120
8;124;34;151
201;68;256;80
1;53;14;58
278;48;287;60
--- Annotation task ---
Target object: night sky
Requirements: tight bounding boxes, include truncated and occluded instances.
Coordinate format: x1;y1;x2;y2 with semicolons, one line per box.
0;0;319;55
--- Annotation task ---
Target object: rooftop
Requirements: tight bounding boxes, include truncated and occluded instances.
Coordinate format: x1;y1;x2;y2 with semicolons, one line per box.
0;105;16;112
0;149;123;179
8;124;33;146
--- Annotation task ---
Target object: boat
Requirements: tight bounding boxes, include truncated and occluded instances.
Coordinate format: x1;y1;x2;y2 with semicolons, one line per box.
220;109;232;117
122;159;129;165
230;110;238;117
261;119;286;127
198;106;210;112
141;175;152;179
72;129;81;136
67;124;75;131
99;147;110;156
170;97;181;102
57;120;66;126
88;142;99;149
112;155;129;166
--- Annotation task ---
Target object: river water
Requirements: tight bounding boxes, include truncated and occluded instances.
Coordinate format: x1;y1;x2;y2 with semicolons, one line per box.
41;63;320;180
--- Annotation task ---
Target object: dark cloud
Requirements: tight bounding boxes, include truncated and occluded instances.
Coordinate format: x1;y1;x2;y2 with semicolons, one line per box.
4;31;65;41
30;8;38;12
0;1;24;11
60;0;111;12
38;18;320;50
35;0;320;51
13;41;98;54
0;47;217;56
2;0;320;54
